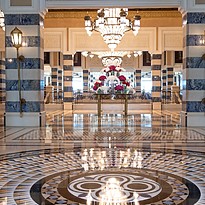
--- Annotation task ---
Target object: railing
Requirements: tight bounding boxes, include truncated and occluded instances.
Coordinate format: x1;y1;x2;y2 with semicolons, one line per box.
44;90;63;104
161;89;182;104
44;90;183;105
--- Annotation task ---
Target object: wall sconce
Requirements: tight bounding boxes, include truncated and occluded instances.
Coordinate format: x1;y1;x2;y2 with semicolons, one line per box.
10;27;26;117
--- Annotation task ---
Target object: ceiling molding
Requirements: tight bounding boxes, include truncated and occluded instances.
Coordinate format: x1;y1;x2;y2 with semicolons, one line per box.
45;10;182;19
45;0;181;9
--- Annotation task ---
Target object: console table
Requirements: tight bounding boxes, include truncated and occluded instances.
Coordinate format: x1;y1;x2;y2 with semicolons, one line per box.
95;94;131;116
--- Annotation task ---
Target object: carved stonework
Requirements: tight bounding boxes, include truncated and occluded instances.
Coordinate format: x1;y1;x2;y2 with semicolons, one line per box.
121;56;137;68
45;10;181;19
86;56;103;69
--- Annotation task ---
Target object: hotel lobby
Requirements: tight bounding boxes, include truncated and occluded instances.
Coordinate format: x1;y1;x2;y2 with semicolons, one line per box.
0;0;205;205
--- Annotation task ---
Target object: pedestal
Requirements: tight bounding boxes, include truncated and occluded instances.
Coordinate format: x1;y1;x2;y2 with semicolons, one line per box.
152;102;162;110
181;111;205;127
4;111;46;127
64;102;73;110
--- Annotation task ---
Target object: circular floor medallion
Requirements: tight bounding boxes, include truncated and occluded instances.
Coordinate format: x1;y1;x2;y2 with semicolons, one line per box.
30;167;200;205
67;173;162;203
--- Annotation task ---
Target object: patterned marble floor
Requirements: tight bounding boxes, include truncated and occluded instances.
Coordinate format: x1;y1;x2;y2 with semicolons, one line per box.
0;110;205;205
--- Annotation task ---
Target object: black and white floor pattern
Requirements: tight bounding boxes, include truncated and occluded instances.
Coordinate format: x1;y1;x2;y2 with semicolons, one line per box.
0;112;204;205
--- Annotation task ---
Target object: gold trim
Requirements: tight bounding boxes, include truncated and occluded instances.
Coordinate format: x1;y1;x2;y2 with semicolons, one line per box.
45;10;181;19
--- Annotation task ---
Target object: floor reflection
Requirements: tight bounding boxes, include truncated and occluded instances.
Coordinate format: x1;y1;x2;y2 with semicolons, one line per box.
0;111;204;205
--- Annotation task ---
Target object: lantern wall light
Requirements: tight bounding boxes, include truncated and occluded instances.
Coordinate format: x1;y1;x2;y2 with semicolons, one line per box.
10;27;26;117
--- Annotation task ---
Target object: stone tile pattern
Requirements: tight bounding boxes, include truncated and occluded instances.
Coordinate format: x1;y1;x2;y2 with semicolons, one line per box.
0;148;204;205
15;127;205;142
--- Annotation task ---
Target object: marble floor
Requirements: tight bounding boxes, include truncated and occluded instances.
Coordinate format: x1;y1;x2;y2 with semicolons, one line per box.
0;110;205;205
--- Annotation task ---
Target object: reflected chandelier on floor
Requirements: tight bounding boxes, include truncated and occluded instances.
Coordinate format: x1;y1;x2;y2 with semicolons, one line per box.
84;8;141;51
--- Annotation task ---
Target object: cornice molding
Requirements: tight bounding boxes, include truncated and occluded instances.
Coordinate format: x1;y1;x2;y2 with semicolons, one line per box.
45;10;182;19
45;0;181;9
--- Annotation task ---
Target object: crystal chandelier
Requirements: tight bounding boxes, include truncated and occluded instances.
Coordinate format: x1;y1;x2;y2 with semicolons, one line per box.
98;51;128;66
84;8;141;51
82;50;142;67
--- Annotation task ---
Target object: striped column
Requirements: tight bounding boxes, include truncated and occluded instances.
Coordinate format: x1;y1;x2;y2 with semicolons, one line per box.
166;67;174;101
51;67;58;101
0;52;5;103
63;54;73;109
83;69;89;92
161;68;167;102
151;53;162;110
181;12;205;127
58;69;63;101
4;13;45;126
135;69;141;94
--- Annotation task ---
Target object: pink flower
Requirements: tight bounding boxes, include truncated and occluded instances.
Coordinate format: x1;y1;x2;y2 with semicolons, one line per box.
115;85;123;91
99;75;107;81
118;75;126;81
93;85;98;91
109;65;116;71
94;82;102;86
122;81;130;86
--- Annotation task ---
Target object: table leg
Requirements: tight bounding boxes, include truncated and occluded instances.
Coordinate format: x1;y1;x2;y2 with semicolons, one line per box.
97;94;101;117
124;95;128;116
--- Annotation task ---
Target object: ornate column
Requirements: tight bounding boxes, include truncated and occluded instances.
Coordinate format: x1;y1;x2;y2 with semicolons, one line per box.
151;53;162;110
181;11;205;126
51;67;58;101
63;53;73;110
166;67;174;101
0;51;5;104
83;69;89;92
135;55;141;94
135;69;141;95
161;68;167;103
3;0;46;126
58;69;63;101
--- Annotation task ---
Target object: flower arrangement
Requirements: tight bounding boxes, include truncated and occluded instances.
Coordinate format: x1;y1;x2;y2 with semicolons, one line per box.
99;75;107;81
93;65;132;94
115;85;124;91
93;81;102;91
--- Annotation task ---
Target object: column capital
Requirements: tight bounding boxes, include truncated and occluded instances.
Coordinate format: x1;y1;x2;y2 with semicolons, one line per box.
179;0;205;14
149;51;162;55
0;0;47;17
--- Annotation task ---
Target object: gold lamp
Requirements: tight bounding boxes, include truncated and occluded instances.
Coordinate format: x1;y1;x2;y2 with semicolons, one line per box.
10;27;26;117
